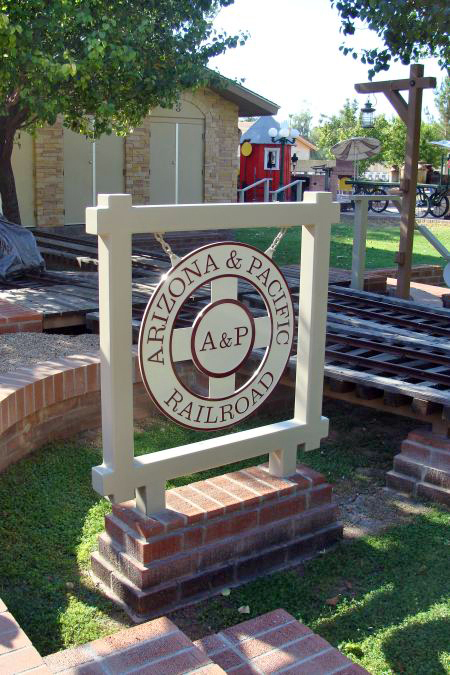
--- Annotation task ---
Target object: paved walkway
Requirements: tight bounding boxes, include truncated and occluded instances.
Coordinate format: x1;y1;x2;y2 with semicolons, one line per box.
1;595;369;674
42;610;368;674
386;278;449;308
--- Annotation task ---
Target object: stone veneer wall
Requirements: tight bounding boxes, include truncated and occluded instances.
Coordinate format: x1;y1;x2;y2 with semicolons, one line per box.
189;89;239;204
124;117;152;205
34;118;65;227
33;89;239;226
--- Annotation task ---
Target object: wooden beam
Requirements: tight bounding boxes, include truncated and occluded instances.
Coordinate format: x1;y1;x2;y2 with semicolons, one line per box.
396;64;424;299
355;76;436;94
384;91;408;125
354;64;436;300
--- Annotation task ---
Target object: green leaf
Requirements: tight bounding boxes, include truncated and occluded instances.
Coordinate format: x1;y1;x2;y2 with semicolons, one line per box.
0;0;245;221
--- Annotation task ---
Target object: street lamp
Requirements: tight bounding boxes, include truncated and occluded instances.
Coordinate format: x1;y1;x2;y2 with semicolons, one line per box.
360;99;376;129
268;126;300;200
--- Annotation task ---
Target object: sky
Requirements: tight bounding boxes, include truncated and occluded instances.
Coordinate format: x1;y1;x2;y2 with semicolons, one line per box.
209;0;445;125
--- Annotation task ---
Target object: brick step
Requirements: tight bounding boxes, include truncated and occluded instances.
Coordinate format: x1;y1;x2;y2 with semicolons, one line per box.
416;481;450;507
407;430;450;452
0;299;43;335
401;440;450;470
195;608;368;674
386;470;416;495
386;470;450;506
394;454;450;489
386;428;450;506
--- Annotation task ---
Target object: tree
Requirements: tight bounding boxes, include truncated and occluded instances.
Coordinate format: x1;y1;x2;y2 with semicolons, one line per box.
288;109;313;140
313;99;444;171
313;99;391;171
381;118;444;168
0;1;242;224
435;77;450;138
331;0;450;79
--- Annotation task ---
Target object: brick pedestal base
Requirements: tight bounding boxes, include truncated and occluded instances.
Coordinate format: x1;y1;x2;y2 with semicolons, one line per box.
91;464;342;620
387;429;450;506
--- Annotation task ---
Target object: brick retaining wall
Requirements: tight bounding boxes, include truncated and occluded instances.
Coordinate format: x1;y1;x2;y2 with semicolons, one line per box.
40;609;368;674
195;609;368;674
0;300;43;335
387;263;444;287
357;264;444;291
0;351;157;473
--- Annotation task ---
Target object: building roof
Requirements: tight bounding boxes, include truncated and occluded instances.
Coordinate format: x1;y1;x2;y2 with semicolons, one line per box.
208;72;279;117
239;116;318;152
238;120;255;135
239;116;280;143
296;136;317;152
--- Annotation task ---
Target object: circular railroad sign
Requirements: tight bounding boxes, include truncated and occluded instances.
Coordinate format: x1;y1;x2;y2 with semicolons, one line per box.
138;242;294;431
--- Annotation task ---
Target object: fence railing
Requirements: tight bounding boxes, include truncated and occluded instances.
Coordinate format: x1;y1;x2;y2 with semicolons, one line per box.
270;180;305;202
237;178;272;202
351;194;402;290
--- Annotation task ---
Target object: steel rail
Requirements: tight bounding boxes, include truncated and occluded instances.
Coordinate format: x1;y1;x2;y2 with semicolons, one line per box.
325;347;450;387
326;331;450;368
326;301;450;338
328;287;450;322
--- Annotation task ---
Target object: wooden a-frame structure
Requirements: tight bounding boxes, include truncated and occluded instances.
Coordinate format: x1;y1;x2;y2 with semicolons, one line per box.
355;64;436;299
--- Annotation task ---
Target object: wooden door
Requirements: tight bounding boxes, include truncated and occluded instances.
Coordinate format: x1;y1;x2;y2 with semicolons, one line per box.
178;122;204;204
63;129;124;224
149;122;176;205
149;99;204;205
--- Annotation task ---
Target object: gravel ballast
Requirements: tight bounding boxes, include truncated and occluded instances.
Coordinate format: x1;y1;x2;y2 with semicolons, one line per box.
0;333;100;376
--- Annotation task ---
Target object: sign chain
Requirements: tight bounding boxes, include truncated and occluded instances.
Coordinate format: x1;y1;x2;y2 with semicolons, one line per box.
154;232;180;266
265;228;288;259
155;230;289;264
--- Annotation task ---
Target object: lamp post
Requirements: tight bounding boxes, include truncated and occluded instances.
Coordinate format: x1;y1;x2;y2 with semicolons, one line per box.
268;126;299;201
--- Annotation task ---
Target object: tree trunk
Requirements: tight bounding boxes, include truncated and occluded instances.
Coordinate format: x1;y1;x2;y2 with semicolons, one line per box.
0;126;21;225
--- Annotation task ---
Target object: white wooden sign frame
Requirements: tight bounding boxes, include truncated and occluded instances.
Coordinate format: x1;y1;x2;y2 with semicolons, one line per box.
86;192;339;515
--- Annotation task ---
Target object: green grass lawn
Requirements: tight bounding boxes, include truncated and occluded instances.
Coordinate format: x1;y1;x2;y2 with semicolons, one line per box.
0;402;449;673
199;509;450;675
235;223;450;270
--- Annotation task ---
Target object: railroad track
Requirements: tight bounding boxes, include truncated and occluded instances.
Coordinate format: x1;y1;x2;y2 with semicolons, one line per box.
327;287;450;339
239;283;450;428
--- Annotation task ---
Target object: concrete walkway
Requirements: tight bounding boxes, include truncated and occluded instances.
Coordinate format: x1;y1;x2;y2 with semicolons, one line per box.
386;278;449;308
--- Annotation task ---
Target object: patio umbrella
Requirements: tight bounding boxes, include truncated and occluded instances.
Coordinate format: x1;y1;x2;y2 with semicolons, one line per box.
428;140;450;186
331;137;382;178
428;140;450;150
